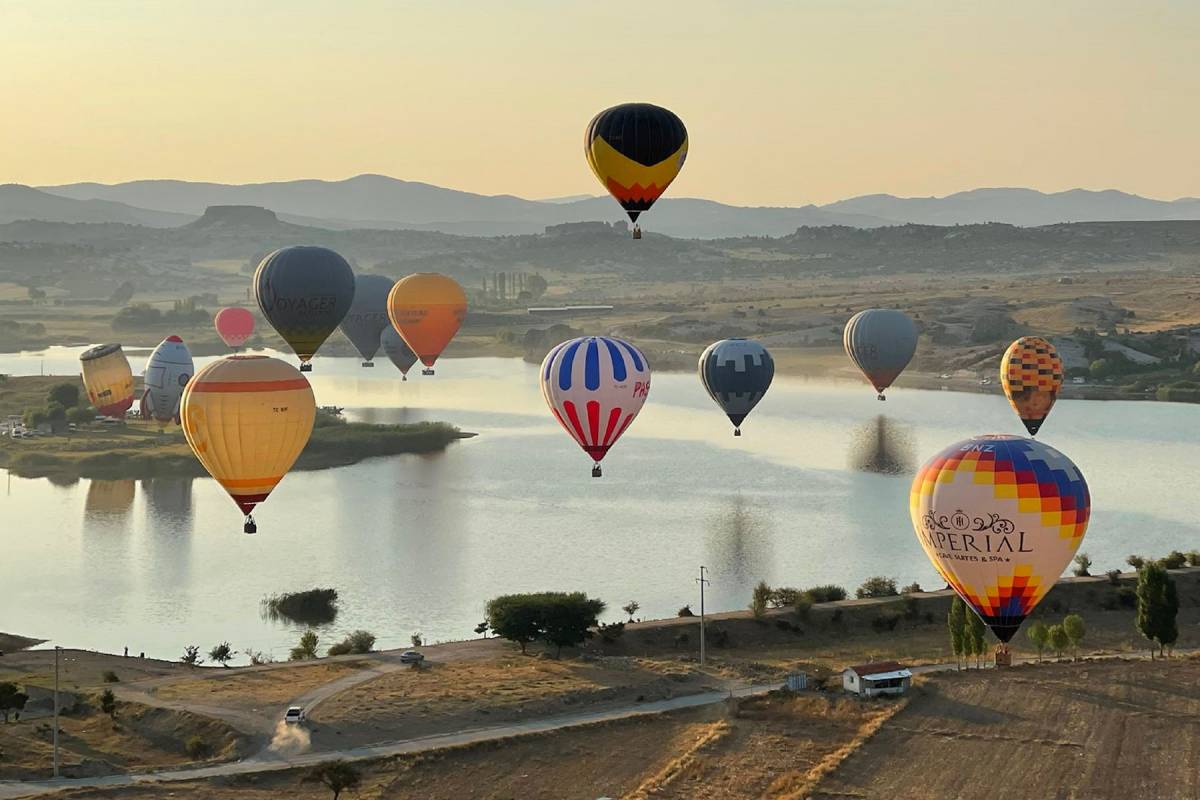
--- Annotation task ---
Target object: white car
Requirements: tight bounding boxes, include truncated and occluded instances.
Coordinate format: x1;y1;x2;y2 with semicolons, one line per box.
399;650;425;664
283;706;305;724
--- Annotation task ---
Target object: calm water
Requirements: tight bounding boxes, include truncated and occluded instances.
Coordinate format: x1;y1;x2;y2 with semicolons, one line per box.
2;347;1197;661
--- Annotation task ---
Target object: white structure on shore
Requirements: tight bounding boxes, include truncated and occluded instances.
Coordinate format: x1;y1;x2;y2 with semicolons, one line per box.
842;661;912;697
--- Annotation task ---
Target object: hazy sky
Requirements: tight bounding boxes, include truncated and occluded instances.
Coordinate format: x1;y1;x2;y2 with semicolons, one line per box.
3;0;1198;205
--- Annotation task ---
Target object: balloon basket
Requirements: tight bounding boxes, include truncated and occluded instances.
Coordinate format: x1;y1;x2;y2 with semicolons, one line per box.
734;428;742;437
422;368;435;376
362;362;374;368
402;375;408;382
877;393;886;401
632;226;642;240
300;363;312;373
243;517;257;535
591;464;602;478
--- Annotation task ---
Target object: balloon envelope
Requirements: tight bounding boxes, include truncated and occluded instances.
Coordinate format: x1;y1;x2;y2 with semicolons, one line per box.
140;335;194;425
698;339;774;433
1001;337;1063;436
386;273;467;369
910;434;1090;642
540;336;650;468
214;307;255;348
843;309;918;399
380;325;418;377
80;344;135;418
340;274;395;365
585;103;687;224
254;246;356;367
180;356;315;524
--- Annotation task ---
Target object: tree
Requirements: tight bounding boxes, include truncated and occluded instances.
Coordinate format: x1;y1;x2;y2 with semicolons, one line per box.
1062;614;1086;660
27;287;46;302
290;630;319;661
622;601;640;622
1072;552;1092;577
1126;554;1145;570
45;402;66;423
109;280;136;305
947;596;967;670
180;645;203;668
1159;550;1188;569
100;688;117;719
0;683;29;723
1136;563;1180;657
303;761;362;800
525;274;548;299
750;581;771;619
902;582;923;594
411;633;423;648
1026;622;1050;662
474;620;490;638
208;642;236;668
22;408;47;429
47;382;80;409
67;405;95;425
486;594;544;654
965;609;987;668
539;593;606;657
677;605;695;617
856;576;898;599
1048;624;1070;660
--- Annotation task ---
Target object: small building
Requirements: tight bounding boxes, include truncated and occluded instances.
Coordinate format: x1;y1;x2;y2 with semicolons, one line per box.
842;661;912;697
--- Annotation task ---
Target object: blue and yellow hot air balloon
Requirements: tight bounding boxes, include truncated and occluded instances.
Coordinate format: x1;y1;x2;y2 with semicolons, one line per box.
585;103;687;238
254;246;356;372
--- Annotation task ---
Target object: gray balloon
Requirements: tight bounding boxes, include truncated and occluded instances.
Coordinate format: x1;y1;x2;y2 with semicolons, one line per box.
340;274;396;365
253;245;356;369
843;309;917;400
380;325;418;379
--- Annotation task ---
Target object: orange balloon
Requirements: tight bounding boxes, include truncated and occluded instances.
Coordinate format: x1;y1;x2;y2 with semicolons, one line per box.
1000;337;1063;436
386;273;467;373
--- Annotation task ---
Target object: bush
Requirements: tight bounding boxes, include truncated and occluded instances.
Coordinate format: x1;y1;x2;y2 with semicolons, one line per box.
856;576;898;599
1160;551;1188;569
185;735;212;760
67;405;95;425
791;592;814;620
597;621;625;643
901;582;923;594
768;587;804;608
101;670;119;683
677;605;695;617
1126;555;1145;570
1072;553;1092;577
411;633;423;648
1105;569;1122;586
806;585;847;603
1187;551;1200;567
47;382;80;409
327;630;376;656
262;588;338;625
290;630;319;661
750;581;771;619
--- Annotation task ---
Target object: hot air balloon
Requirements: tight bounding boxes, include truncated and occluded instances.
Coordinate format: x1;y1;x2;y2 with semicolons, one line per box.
380;325;418;380
698;339;774;436
180;355;315;534
541;335;650;477
254;245;356;372
80;344;135;418
387;273;467;375
843;309;918;400
340;274;395;367
585;103;687;239
139;336;194;428
910;434;1090;643
1001;337;1063;436
214;307;255;350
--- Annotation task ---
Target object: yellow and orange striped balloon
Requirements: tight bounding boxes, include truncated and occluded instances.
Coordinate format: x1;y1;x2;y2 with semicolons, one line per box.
387;273;467;374
180;355;314;532
79;344;135;418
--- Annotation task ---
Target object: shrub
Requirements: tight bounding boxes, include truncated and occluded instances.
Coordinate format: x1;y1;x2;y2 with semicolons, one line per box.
769;587;804;608
1160;551;1187;570
290;630;320;661
1187;551;1200;567
67;405;95;425
1126;555;1145;570
597;621;625;643
245;649;274;665
185;735;212;760
101;670;119;683
1072;553;1092;577
791;592;814;620
99;688;116;719
327;630;375;657
262;589;338;625
411;633;424;648
806;585;847;603
750;581;771;619
1105;569;1122;586
901;582;923;594
856;576;898;599
677;605;695;617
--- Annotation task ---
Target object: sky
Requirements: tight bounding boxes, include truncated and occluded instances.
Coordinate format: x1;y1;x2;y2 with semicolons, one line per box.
2;0;1198;205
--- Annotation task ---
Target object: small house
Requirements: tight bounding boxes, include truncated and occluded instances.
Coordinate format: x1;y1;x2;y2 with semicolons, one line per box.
842;661;912;697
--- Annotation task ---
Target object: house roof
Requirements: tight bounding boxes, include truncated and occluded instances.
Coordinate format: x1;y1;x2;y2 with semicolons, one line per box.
844;660;906;677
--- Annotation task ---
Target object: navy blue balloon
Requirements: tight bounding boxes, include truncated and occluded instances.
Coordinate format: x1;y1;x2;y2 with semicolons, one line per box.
699;339;774;435
253;245;356;368
340;274;395;365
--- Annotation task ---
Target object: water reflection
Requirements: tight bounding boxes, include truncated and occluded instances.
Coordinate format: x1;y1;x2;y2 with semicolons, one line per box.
84;479;136;520
848;415;915;475
704;494;773;606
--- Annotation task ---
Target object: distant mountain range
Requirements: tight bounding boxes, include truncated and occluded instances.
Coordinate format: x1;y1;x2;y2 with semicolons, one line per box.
0;175;1195;237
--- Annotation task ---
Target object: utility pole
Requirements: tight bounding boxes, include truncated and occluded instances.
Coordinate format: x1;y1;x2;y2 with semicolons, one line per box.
696;566;710;666
53;646;60;778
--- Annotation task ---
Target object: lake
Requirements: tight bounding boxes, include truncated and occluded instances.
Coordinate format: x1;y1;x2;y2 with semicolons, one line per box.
2;346;1197;661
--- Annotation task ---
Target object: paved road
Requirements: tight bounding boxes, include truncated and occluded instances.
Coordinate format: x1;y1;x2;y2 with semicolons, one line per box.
0;683;776;799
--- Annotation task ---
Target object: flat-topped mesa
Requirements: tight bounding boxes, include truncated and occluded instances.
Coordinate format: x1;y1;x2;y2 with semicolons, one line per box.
190;205;279;228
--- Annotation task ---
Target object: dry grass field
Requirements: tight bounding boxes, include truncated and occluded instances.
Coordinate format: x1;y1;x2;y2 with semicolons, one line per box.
153;660;373;707
811;657;1200;800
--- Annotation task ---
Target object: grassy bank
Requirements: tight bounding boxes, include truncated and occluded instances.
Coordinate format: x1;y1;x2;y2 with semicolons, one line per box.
0;418;468;480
